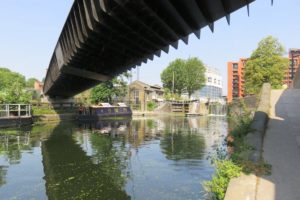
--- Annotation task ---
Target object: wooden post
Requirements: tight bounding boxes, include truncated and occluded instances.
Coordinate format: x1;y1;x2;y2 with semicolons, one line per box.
7;104;9;117
18;104;21;117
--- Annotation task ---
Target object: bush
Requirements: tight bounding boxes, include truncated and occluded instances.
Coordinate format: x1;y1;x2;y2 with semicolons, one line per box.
204;160;242;200
147;101;157;111
32;106;75;115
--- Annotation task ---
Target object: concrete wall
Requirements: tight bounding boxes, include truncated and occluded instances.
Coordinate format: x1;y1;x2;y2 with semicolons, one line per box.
225;83;271;200
246;83;271;162
0;117;33;128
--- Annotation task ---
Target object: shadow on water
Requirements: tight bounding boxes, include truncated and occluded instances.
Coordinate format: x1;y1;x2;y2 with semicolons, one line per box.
0;116;229;200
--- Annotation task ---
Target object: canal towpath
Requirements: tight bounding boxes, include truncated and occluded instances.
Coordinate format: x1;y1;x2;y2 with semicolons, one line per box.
256;89;300;200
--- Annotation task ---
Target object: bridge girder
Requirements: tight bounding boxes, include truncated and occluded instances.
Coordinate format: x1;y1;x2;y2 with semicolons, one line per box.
44;0;255;97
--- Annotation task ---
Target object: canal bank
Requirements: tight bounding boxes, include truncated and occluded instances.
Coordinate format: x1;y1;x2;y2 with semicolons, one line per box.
224;83;271;200
0;117;32;128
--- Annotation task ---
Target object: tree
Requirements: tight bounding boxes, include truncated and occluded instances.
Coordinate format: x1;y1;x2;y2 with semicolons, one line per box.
244;36;289;94
161;57;206;97
75;89;92;106
0;68;30;103
161;59;186;95
183;57;206;97
90;73;130;104
0;68;26;91
26;78;38;88
90;81;115;103
4;82;31;103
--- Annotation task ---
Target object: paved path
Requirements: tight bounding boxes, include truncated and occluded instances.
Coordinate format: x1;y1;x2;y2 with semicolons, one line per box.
257;89;300;200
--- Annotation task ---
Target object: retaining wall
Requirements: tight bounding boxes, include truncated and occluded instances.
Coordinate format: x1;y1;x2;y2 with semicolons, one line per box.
0;117;33;128
33;113;77;123
225;83;271;200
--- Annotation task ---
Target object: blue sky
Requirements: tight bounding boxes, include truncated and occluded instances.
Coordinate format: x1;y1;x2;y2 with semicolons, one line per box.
0;0;299;95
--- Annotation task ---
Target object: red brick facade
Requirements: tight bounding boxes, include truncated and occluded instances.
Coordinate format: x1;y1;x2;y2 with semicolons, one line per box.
227;59;247;102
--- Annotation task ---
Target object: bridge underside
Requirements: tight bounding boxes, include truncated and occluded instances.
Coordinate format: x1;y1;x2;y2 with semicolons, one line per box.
44;0;255;97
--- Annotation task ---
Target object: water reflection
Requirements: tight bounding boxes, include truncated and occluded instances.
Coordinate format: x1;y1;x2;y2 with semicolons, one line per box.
0;124;52;199
42;124;130;200
0;116;228;200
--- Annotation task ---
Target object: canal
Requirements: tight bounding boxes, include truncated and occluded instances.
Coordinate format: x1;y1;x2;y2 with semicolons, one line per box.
0;116;228;200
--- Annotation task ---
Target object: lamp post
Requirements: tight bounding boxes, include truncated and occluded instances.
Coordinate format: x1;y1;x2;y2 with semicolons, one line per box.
144;87;147;112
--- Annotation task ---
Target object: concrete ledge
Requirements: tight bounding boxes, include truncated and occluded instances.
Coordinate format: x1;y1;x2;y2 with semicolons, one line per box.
225;174;257;200
225;83;271;199
0;117;32;128
246;83;271;162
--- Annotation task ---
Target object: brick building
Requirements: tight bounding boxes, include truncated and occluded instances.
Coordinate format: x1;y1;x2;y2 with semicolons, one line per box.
227;58;247;102
228;50;300;102
34;80;44;93
284;49;300;85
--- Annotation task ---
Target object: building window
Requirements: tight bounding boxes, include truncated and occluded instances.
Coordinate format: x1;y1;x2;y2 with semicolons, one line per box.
233;63;238;70
208;77;212;82
133;90;139;100
214;78;216;83
218;80;221;85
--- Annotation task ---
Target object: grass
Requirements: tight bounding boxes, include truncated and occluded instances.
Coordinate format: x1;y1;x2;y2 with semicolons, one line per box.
32;106;76;115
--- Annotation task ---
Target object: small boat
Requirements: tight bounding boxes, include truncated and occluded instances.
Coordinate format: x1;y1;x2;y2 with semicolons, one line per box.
77;103;132;121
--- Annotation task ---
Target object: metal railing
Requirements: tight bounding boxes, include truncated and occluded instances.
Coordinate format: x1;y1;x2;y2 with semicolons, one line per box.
0;104;31;118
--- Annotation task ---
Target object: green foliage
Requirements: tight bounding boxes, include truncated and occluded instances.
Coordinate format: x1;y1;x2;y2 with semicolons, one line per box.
0;68;31;103
161;59;186;95
183;57;206;97
204;160;242;200
160;130;205;160
1;82;31;104
161;57;206;97
90;73;129;104
0;68;26;91
229;115;252;139
75;89;91;106
26;78;38;88
163;88;182;100
227;112;272;176
147;101;157;111
30;90;41;101
90;81;114;104
244;36;289;94
32;106;75;115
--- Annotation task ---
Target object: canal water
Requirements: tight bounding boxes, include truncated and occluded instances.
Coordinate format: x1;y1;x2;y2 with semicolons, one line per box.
0;116;228;200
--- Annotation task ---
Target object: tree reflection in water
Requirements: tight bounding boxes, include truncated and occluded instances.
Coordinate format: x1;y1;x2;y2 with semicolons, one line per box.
42;123;131;200
160;130;205;160
0;166;8;187
0;128;33;187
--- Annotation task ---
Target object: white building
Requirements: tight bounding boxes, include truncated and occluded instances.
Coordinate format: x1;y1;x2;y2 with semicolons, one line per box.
191;66;223;101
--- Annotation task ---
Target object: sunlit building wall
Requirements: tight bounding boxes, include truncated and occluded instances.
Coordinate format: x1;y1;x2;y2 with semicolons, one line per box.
191;67;223;101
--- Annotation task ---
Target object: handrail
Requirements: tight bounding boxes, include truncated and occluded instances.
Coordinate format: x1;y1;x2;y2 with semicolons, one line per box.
0;104;31;118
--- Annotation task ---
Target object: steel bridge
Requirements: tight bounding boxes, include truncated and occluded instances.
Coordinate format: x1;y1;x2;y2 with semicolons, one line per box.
43;0;256;97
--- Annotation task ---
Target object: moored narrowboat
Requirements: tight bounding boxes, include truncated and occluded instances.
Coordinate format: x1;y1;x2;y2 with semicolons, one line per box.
77;103;132;121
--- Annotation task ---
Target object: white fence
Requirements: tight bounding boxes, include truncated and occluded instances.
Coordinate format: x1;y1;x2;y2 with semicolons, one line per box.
0;104;31;118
